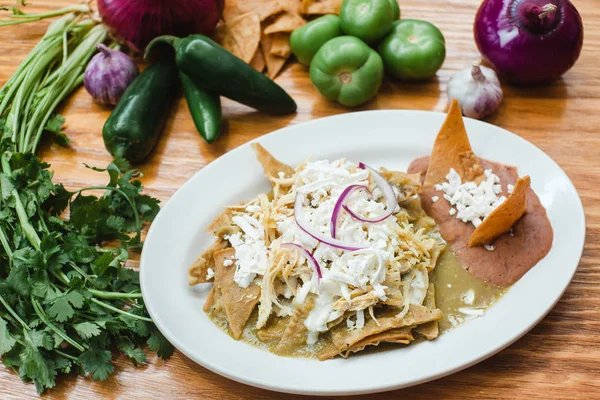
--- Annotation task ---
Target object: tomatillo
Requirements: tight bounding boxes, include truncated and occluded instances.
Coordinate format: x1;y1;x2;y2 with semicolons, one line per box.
310;36;383;107
388;0;401;20
378;19;446;80
290;15;342;66
339;0;394;44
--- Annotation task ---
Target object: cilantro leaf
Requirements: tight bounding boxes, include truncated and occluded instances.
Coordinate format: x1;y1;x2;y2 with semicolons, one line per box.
73;322;101;340
147;329;174;360
117;339;146;365
78;348;114;381
0;317;16;356
20;339;56;394
47;296;74;322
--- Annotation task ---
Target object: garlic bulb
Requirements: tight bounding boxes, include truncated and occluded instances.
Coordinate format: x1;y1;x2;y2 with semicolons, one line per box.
447;64;503;119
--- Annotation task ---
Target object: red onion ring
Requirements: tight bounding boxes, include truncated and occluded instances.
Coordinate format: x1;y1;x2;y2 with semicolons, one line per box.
330;184;372;238
294;194;365;251
281;242;322;280
342;163;397;223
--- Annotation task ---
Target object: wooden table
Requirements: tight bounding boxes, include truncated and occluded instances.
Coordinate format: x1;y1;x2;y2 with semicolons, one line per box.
1;0;598;398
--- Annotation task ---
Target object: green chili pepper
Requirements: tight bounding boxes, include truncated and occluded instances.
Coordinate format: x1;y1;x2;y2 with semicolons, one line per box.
146;35;296;115
290;15;342;66
310;36;384;107
103;62;178;163
339;0;394;44
181;73;221;144
378;19;446;81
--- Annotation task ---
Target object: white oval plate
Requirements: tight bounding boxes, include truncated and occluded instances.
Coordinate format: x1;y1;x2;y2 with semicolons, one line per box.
140;111;585;396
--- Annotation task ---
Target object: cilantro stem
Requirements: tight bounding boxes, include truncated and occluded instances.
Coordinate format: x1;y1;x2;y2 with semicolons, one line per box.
90;298;152;322
0;294;29;330
55;349;78;361
0;5;90;27
76;186;142;243
31;298;86;352
0;225;13;259
89;289;143;300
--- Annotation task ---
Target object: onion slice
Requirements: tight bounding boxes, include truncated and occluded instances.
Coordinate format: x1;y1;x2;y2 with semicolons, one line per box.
330;184;372;238
281;242;322;280
294;194;365;251
342;162;397;223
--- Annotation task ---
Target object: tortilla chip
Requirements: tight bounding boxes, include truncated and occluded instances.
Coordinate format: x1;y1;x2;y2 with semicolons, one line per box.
223;0;288;22
413;283;439;340
249;48;266;72
342;328;414;357
424;99;484;187
261;32;288;79
264;12;306;34
213;248;261;340
214;12;261;63
469;176;531;247
330;304;442;354
251;143;296;184
188;239;228;285
270;33;291;58
207;209;239;238
300;0;343;15
203;287;216;312
379;168;422;202
275;297;315;353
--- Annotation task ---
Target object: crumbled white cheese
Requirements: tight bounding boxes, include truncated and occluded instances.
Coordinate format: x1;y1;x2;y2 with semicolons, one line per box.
484;244;495;251
458;307;485;317
507;184;515;194
205;268;214;281
278;171;286;179
346;318;356;330
435;168;507;228
461;289;475;305
355;309;365;329
431;196;439;202
223;259;233;267
449;208;456;216
228;214;269;288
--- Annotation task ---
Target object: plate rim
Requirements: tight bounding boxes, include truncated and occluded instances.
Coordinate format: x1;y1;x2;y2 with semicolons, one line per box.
140;109;586;396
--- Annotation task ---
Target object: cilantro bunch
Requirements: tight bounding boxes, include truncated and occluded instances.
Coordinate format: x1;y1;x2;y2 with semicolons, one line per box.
0;144;173;393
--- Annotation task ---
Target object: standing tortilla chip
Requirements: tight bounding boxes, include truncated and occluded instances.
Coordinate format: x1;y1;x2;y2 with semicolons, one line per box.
214;13;261;64
424;99;484;187
264;12;306;34
223;0;288;22
300;0;343;15
251;143;296;184
261;32;288;79
250;48;266;72
469;176;531;247
213;248;261;340
270;33;292;58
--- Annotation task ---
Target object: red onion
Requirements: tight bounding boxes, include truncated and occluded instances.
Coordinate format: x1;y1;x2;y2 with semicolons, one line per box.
281;242;322;280
474;0;583;84
294;194;366;251
98;0;224;53
343;163;397;224
330;185;372;238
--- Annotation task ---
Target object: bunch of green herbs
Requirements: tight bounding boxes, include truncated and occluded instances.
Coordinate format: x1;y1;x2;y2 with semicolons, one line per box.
0;7;173;395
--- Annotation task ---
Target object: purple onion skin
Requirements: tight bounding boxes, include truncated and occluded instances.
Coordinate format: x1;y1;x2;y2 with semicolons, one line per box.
98;0;224;53
84;45;139;106
474;0;583;84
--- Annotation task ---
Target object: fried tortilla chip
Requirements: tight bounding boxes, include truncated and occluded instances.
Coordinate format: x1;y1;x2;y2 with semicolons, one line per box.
270;33;292;58
214;12;261;63
342;328;414;358
223;0;288;22
327;304;442;358
413;283;439;340
275;297;316;354
251;143;296;185
188;239;229;285
423;99;484;187
261;32;288;79
379;168;422;202
203;287;216;312
469;176;531;247
207;209;239;238
264;13;306;34
300;0;343;15
249;48;266;72
213;248;261;340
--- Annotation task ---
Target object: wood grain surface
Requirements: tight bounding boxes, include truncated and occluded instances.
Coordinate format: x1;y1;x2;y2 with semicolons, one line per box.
0;0;598;399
